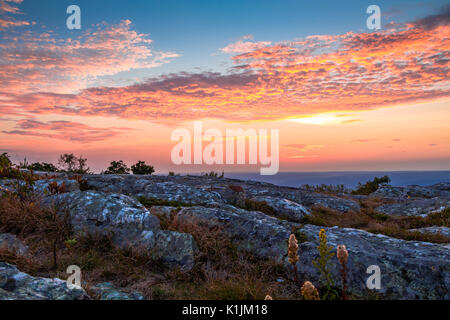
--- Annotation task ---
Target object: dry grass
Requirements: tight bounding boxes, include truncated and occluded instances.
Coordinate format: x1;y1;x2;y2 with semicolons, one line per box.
0;193;298;300
302;200;450;243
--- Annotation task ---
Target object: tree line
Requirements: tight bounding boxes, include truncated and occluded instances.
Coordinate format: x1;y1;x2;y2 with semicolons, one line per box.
4;153;155;175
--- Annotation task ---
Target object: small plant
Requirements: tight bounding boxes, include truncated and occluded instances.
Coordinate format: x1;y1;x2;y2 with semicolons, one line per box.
131;161;155;175
47;181;66;195
71;174;89;191
104;160;130;174
312;229;338;300
336;244;349;300
301;281;320;300
287;234;299;284
64;238;78;249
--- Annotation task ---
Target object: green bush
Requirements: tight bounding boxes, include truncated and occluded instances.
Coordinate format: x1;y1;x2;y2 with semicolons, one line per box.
27;162;59;172
104;160;130;174
131;161;154;175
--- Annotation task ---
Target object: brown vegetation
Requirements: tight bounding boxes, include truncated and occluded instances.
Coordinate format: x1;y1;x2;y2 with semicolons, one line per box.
301;200;450;243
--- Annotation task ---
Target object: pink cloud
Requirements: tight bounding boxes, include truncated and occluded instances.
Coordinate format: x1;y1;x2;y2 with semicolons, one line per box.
0;19;179;96
221;35;271;54
2;119;132;143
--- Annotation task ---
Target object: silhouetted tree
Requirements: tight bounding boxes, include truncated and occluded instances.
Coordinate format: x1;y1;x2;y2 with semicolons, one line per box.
131;161;154;175
104;160;130;174
58;153;90;174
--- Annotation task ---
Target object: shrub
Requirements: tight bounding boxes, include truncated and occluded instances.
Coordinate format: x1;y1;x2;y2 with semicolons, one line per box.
104;160;130;174
301;184;348;194
58;153;90;174
131;161;154;175
0;152;12;168
351;176;391;195
202;171;224;178
27;162;59;172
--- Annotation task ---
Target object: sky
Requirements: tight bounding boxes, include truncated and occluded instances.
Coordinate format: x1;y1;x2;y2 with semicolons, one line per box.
0;0;449;173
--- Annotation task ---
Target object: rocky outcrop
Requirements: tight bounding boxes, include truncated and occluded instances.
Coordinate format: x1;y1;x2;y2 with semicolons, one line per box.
41;191;196;271
375;198;450;217
175;205;450;299
0;234;28;255
2;173;449;300
82;174;361;213
0;262;87;300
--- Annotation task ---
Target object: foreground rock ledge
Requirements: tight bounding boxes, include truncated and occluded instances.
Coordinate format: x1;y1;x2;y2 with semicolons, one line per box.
177;205;450;299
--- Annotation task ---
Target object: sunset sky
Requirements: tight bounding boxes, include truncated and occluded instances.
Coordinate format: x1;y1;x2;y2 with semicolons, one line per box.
0;0;449;173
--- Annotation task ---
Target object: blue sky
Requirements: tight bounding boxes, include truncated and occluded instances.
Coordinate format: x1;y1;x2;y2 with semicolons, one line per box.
17;0;447;76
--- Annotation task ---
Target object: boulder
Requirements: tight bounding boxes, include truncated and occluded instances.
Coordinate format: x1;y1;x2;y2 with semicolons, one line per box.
0;262;87;300
41;191;196;271
140;230;197;271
